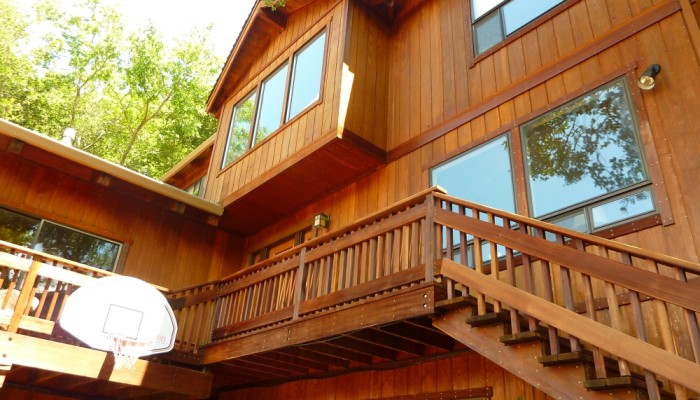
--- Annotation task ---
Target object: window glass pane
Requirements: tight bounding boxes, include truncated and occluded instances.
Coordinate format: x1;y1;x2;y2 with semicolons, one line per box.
591;188;655;228
253;65;289;145
522;79;646;217
222;91;256;167
474;10;504;55
502;0;563;35
287;31;326;121
34;222;120;271
472;0;502;20
0;208;39;247
550;210;588;232
432;135;515;213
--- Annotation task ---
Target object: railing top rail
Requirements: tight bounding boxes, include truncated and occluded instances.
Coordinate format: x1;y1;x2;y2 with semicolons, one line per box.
0;239;115;277
0;239;171;292
219;186;446;284
434;192;700;274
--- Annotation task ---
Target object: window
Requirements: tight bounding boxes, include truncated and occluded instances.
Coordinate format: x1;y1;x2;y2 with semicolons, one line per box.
0;207;122;271
253;65;289;145
249;226;312;266
222;91;256;168
185;175;207;197
431;136;515;266
430;78;656;236
521;78;654;232
432;135;515;213
221;30;327;167
287;31;326;120
472;0;563;55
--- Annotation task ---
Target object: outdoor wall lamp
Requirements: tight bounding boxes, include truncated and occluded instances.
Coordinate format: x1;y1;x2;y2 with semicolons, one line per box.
313;213;330;229
638;64;661;90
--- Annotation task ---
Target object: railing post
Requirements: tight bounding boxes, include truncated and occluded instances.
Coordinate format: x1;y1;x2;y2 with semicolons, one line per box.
424;193;436;283
8;260;41;333
292;247;308;319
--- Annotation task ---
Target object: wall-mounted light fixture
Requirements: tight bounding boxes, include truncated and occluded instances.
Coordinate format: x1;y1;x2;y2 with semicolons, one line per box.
313;213;330;229
638;64;661;90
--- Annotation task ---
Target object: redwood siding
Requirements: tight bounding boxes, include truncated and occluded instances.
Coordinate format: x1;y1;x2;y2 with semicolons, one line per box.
219;352;554;400
241;0;700;281
0;152;241;289
206;0;346;204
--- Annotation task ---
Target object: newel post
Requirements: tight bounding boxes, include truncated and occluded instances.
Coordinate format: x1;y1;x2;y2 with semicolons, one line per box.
424;192;437;283
292;247;308;320
8;260;41;333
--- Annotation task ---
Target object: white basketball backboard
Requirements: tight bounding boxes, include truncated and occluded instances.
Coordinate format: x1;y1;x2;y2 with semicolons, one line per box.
60;275;177;356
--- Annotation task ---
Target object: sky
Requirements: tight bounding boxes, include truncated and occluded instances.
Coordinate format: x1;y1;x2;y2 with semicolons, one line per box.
19;0;257;59
109;0;256;58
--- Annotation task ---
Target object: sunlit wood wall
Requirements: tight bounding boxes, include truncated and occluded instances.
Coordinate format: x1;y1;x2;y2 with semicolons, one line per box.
205;0;347;204
0;150;241;289
245;0;700;267
219;352;555;400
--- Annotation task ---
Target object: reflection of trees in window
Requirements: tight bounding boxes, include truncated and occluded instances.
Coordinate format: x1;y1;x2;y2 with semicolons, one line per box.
522;79;648;217
222;92;256;167
0;208;121;271
36;222;120;271
0;209;39;247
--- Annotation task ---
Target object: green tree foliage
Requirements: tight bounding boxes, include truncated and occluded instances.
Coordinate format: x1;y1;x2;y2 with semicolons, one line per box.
0;0;220;178
0;0;34;120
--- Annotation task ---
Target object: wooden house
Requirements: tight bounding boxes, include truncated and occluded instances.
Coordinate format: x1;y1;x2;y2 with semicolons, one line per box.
0;0;699;398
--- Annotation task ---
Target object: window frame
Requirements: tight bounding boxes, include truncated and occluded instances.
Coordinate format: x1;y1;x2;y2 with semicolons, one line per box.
467;0;580;65
0;206;124;272
221;90;258;169
519;78;654;230
219;28;329;171
428;73;670;239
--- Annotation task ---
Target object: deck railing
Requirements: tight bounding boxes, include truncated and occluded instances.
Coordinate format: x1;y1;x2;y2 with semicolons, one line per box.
433;192;700;399
207;188;437;341
2;188;699;399
0;240;113;335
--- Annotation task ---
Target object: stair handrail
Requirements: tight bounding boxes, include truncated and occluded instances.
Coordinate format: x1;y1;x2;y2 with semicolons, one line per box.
432;192;700;274
433;192;700;399
438;258;700;394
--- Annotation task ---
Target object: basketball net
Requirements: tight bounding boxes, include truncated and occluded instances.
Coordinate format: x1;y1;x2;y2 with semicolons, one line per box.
107;333;152;370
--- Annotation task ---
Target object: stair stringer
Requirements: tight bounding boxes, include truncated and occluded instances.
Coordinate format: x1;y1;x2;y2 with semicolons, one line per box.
433;306;638;400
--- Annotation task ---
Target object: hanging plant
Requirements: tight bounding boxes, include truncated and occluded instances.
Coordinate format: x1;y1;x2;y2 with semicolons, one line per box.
263;0;286;11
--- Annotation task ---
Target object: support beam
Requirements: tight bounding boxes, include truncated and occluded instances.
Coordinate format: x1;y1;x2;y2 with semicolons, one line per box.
0;331;212;398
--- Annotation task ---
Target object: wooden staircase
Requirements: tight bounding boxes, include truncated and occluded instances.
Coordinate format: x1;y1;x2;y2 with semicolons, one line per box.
430;191;700;400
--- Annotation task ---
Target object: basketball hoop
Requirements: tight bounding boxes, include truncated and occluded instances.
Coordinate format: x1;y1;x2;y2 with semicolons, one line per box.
107;333;152;370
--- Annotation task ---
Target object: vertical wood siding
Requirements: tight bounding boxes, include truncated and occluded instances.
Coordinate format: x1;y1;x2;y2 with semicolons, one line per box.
340;1;389;148
0;154;241;289
240;0;700;271
218;352;555;400
206;0;345;204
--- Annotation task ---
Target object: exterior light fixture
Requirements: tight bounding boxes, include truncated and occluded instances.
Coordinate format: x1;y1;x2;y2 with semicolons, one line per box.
313;213;330;229
638;64;661;90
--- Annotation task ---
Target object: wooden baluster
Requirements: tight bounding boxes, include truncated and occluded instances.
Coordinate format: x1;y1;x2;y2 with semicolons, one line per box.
629;287;662;400
674;267;700;363
374;235;383;279
555;233;580;352
504;241;520;334
650;265;688;399
444;218;455;299
574;239;606;379
535;228;559;355
519;223;537;333
473;235;486;316
292;248;307;320
487;213;502;314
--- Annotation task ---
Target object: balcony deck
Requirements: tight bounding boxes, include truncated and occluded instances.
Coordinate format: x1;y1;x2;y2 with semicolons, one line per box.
1;188;699;399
